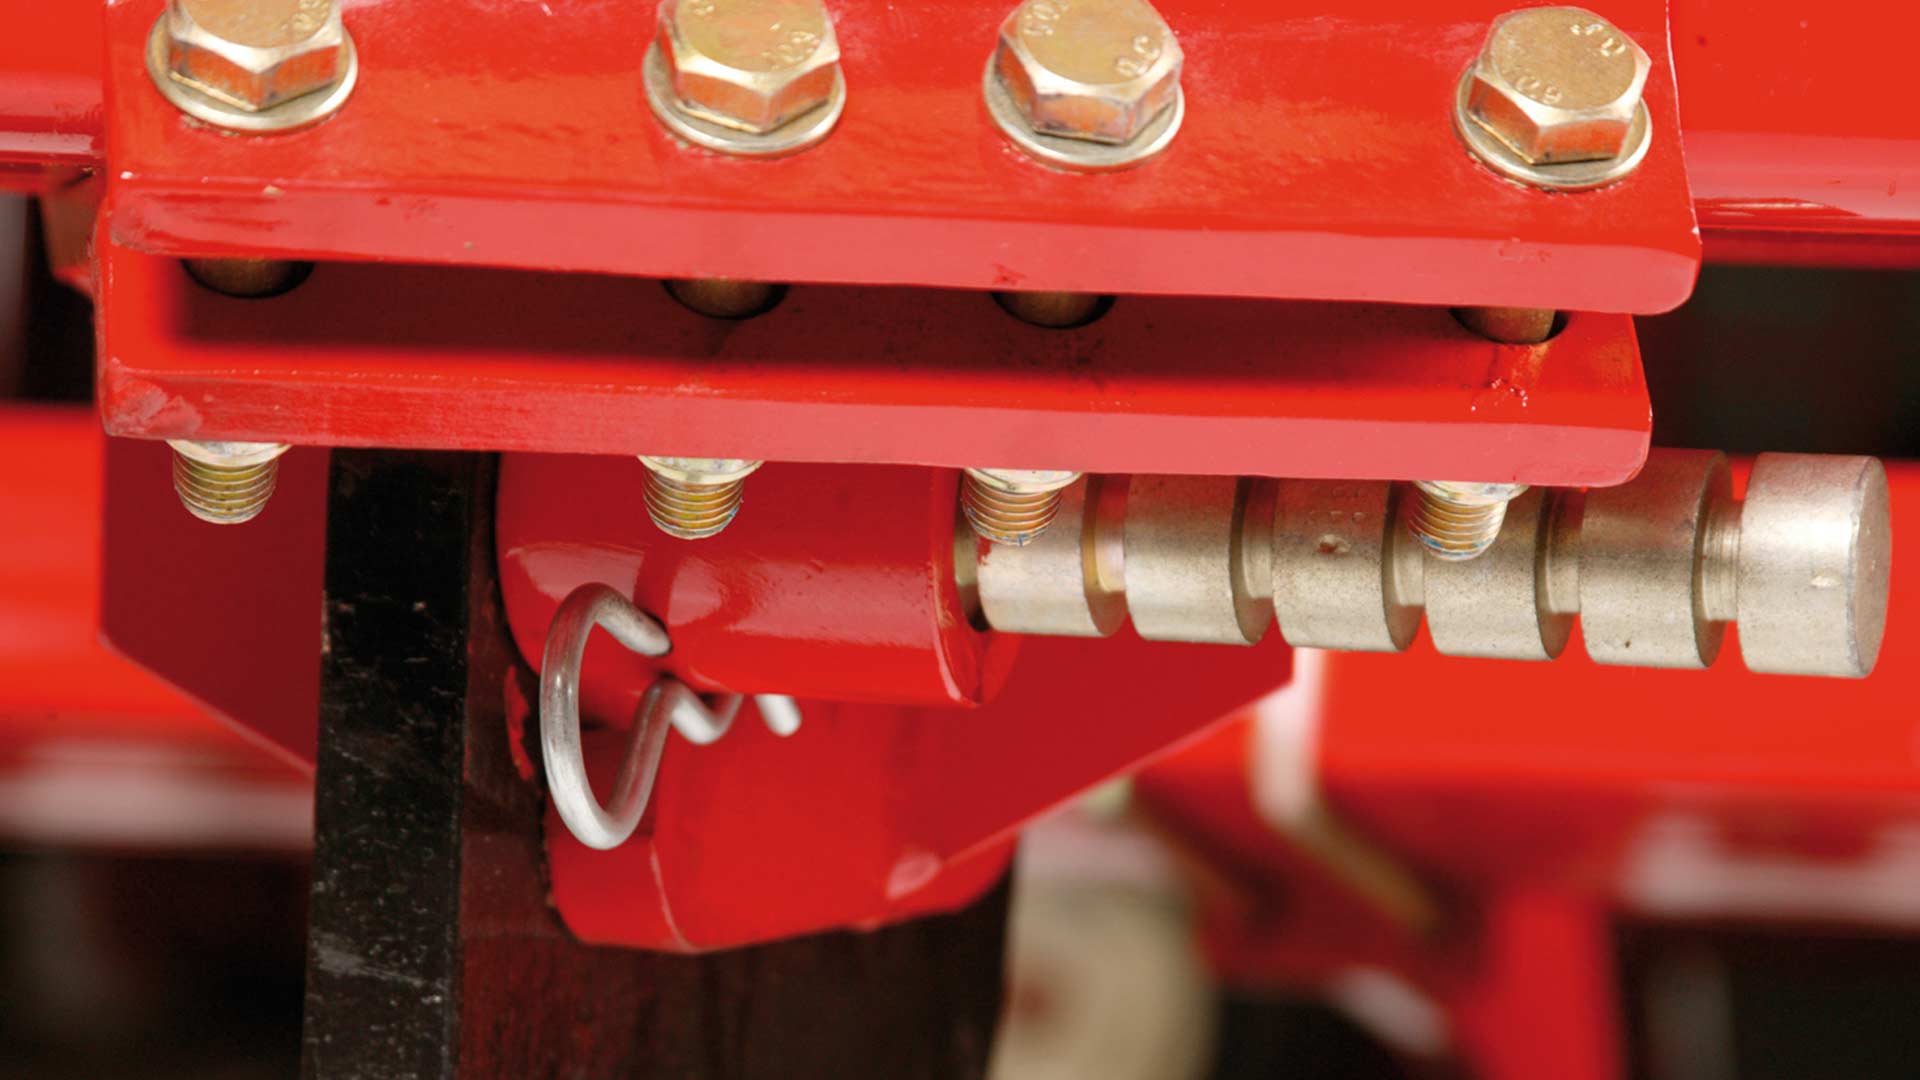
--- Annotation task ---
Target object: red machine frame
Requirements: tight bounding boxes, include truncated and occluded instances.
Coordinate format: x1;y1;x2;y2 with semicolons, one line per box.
0;1;1917;1072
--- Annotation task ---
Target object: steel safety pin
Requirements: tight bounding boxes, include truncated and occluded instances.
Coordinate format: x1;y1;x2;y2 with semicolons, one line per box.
540;583;800;850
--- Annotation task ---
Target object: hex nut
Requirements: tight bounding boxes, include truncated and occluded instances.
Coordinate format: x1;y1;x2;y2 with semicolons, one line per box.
657;0;841;134
1466;6;1650;165
994;0;1183;145
165;0;346;112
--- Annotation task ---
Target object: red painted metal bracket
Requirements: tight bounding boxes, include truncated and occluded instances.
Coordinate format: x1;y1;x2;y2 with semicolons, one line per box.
548;630;1294;951
0;409;212;734
98;243;1651;486
100;436;328;767
496;448;1297;950
498;457;1016;713
100;0;1697;312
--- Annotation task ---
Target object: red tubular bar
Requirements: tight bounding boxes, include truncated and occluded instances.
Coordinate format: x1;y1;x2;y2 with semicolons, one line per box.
0;3;100;171
1673;0;1920;259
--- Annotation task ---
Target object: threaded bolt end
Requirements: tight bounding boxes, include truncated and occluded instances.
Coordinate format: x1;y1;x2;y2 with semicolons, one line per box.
643;472;749;540
1408;480;1527;561
962;468;1081;546
168;441;289;525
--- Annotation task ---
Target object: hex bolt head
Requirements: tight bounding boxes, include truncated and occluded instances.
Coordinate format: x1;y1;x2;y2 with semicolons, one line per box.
1466;7;1650;166
993;0;1183;146
657;0;841;135
165;0;346;112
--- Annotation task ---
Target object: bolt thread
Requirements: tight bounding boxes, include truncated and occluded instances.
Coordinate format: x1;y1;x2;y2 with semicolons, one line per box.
644;472;748;540
962;474;1065;547
172;451;281;525
1408;487;1511;561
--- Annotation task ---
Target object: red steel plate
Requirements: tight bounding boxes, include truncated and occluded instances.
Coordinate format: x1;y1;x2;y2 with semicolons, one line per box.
102;0;1697;312
97;244;1651;486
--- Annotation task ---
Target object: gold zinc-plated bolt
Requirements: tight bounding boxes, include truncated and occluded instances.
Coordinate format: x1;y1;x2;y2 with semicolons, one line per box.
168;440;290;525
642;0;846;157
639;457;764;540
664;278;786;320
993;290;1111;329
984;0;1185;170
1407;480;1529;562
1453;305;1557;345
1454;6;1652;190
182;258;314;299
147;0;358;133
963;468;1083;547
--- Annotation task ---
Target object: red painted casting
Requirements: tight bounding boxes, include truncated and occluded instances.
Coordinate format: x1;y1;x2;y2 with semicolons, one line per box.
498;456;1015;712
546;631;1294;951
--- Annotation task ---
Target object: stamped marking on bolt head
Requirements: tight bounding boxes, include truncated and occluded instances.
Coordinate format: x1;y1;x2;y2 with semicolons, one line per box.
179;0;332;49
1455;6;1652;189
675;0;830;74
1015;0;1169;87
1487;9;1639;111
987;0;1185;168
